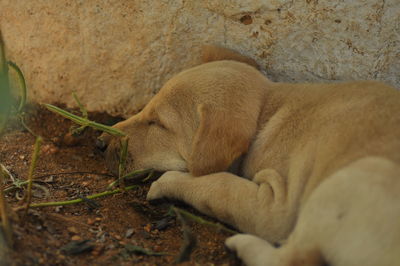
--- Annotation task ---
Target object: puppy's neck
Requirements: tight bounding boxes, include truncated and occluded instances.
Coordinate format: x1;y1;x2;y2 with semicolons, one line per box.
257;82;294;129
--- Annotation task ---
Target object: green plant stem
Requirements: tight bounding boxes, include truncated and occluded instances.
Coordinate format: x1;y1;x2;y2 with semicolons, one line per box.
29;184;138;208
0;168;12;247
171;206;238;235
24;137;42;213
173;207;197;263
118;137;129;191
19;114;38;137
107;168;154;189
72;91;88;119
3;170;147;193
44;104;126;137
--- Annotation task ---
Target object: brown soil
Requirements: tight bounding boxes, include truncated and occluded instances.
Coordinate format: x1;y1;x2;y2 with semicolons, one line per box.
0;105;240;266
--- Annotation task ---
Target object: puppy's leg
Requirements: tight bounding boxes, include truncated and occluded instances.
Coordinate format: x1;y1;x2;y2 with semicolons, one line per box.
147;169;294;242
227;157;400;266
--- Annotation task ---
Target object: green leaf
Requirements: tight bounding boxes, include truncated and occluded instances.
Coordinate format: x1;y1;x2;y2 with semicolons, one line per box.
7;61;27;113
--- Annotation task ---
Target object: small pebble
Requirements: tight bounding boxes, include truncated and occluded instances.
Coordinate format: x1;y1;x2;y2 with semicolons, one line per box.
144;224;151;233
113;234;122;241
51;137;61;144
63;132;80;146
41;144;59;155
91;245;104;257
125;228;134;238
71;235;81;241
67;226;78;234
98;233;106;243
106;244;116;250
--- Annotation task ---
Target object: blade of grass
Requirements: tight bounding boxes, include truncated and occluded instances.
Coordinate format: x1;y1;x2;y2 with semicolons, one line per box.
28;184;138;208
173;206;197;263
44;104;126;137
7;61;27;113
19;114;39;137
70;92;88;136
107;168;154;189
72;91;88;119
24;137;42;215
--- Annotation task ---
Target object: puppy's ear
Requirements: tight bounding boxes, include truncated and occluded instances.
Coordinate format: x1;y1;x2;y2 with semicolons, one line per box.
189;104;254;176
201;45;260;69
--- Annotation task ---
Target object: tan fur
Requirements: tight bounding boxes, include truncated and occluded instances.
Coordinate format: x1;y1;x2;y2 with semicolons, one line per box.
201;44;260;69
189;104;254;176
101;46;400;266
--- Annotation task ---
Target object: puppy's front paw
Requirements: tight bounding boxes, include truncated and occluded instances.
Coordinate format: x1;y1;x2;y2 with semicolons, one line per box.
225;234;252;252
146;179;164;201
146;171;192;201
226;234;277;266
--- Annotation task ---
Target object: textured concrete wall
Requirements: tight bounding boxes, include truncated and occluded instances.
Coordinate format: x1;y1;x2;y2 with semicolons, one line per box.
1;0;399;117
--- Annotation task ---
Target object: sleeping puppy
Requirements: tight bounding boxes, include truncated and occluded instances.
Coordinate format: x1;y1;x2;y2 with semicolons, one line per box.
99;46;400;266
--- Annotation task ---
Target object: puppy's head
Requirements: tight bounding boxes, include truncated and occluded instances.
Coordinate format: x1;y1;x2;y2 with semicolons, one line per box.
99;60;266;176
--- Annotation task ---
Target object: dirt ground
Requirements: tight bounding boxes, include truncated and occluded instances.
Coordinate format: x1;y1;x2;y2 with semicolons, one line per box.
0;105;240;266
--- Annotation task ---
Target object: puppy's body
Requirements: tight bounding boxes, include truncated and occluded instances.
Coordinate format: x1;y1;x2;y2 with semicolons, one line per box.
102;46;400;265
244;79;400;214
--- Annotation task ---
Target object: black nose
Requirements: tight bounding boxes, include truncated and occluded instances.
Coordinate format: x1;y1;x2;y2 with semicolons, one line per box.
95;137;108;152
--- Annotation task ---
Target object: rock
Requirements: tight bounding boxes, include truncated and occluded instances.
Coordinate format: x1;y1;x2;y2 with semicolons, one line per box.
112;234;122;241
71;235;82;241
125;228;135;239
0;0;399;117
67;226;78;234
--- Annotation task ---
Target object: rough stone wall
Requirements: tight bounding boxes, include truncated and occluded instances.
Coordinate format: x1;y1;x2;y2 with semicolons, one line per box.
1;0;399;117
